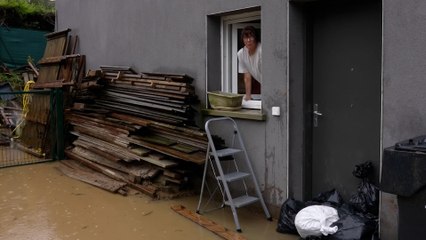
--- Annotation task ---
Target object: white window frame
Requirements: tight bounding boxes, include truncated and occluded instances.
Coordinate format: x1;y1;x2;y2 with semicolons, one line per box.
221;11;261;109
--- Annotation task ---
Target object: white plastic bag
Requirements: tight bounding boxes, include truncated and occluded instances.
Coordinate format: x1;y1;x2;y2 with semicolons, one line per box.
294;205;339;238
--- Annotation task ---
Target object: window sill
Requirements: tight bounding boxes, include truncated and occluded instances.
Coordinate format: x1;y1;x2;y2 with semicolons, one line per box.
201;108;266;121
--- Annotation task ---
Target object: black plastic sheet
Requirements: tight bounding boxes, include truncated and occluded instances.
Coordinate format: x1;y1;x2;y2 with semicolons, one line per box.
277;162;379;239
276;198;306;234
349;162;379;216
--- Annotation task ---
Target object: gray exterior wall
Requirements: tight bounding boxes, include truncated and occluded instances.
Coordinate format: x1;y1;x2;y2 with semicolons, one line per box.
57;0;426;237
381;0;426;239
56;0;289;213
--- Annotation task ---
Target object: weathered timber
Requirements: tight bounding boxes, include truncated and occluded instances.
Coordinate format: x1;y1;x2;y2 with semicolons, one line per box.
94;100;188;125
170;143;200;154
32;79;74;89
70;131;138;161
125;164;161;180
73;125;129;148
149;152;166;160
58;160;127;194
66;150;157;197
171;205;247;240
153;130;208;150
71;146;137;182
73;139;121;162
101;92;190;113
130;147;151;156
127;136;205;164
141;72;193;83
68;115;132;135
103;73;190;87
100;65;136;74
103;90;191;109
139;156;178;169
38;54;81;65
134;134;176;146
67;112;134;132
105;88;186;103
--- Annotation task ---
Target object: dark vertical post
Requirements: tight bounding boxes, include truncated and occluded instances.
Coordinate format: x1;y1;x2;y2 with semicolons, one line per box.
50;89;56;160
55;88;65;160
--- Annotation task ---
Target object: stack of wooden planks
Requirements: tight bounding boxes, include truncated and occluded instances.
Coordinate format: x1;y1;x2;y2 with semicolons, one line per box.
63;67;208;198
94;67;198;125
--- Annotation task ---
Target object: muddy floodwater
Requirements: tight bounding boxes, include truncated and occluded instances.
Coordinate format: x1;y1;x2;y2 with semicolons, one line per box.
0;162;298;240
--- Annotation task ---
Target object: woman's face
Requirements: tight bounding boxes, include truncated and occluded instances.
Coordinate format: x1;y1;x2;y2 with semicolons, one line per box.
243;36;257;52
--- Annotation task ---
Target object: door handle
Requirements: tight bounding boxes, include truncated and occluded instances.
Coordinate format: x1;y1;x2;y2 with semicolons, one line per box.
313;104;322;127
313;110;323;116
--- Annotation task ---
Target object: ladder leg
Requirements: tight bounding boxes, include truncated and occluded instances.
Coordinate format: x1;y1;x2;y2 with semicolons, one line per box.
196;146;210;214
230;204;242;232
217;160;243;232
222;179;243;232
255;185;272;220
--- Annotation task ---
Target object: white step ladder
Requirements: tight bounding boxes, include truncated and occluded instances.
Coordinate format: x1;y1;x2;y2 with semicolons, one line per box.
196;117;272;232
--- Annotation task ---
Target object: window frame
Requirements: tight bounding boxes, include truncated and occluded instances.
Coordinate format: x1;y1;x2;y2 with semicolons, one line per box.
221;11;261;99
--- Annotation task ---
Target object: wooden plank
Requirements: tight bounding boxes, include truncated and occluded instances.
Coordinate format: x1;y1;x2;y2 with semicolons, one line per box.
171;205;247;240
67;112;135;132
32;79;73;89
130;147;151;156
38;54;81;65
127;136;205;164
136;135;177;146
139;156;178;169
73;139;121;162
170;143;200;154
148;152;166;160
45;28;71;39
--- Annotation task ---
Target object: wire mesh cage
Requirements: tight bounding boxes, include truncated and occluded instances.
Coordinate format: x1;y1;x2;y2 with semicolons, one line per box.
0;88;62;168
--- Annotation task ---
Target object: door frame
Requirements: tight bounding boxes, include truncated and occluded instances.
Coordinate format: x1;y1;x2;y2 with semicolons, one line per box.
287;0;384;201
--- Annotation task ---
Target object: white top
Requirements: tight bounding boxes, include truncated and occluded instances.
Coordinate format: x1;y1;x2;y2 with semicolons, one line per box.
237;43;262;83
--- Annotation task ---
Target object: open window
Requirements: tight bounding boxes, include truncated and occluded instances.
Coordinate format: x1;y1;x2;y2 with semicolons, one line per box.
221;11;261;109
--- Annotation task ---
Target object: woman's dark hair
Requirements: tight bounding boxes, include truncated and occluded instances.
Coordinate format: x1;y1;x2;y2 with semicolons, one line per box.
240;26;259;43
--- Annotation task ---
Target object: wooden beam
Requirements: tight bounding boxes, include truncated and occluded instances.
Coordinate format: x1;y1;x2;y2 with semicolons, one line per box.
171;205;247;240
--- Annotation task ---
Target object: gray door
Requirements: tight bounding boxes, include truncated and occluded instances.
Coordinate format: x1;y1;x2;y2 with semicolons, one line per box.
311;1;381;199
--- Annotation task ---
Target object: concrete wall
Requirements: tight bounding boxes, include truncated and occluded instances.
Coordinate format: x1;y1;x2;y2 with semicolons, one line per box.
382;0;426;239
56;0;289;213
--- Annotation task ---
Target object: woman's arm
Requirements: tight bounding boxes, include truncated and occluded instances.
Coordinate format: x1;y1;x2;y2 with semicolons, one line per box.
244;73;252;100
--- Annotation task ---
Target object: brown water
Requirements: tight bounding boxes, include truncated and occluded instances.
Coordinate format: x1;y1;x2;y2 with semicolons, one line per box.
0;162;298;240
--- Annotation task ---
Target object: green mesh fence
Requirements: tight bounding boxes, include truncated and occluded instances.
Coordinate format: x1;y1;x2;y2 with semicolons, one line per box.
0;27;47;69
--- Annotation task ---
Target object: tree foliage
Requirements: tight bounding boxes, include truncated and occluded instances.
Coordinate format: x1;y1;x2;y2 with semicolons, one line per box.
0;0;54;31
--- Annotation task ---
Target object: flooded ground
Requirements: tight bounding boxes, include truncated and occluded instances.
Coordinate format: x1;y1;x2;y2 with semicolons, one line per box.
0;161;299;240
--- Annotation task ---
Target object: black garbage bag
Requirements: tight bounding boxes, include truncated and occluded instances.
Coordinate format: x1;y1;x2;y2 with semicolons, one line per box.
349;162;379;216
276;198;306;234
312;189;344;207
324;204;378;240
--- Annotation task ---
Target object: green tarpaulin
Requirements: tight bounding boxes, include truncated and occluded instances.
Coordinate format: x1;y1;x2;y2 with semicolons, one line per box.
0;27;47;69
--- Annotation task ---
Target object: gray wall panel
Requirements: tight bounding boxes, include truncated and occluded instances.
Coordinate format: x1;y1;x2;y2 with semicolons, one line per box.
382;0;426;239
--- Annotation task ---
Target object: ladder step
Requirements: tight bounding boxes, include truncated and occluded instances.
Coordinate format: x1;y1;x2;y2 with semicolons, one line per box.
225;195;259;208
213;148;242;157
217;172;250;182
